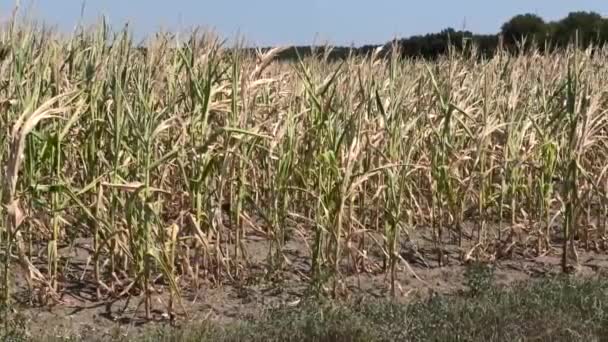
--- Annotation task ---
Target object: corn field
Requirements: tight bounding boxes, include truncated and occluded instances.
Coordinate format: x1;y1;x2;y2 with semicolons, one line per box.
1;20;608;320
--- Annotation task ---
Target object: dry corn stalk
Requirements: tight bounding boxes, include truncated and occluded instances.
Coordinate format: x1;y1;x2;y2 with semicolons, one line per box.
2;92;76;304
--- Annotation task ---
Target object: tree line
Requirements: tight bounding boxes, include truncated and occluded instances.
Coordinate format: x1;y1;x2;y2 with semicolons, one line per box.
248;11;608;61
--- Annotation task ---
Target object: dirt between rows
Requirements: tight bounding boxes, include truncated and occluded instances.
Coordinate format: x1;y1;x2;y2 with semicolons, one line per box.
9;221;608;339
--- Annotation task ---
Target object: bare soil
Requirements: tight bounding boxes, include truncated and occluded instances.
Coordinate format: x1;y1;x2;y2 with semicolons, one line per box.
9;221;608;340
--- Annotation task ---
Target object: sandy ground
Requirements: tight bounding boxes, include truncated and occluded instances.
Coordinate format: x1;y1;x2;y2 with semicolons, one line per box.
8;220;608;339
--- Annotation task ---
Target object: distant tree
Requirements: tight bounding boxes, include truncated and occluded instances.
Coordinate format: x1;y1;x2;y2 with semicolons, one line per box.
261;10;608;63
601;19;608;42
501;14;547;48
553;11;604;46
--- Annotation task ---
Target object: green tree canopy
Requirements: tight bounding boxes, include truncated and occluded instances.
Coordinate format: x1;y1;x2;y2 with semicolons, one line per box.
501;14;547;47
248;11;608;62
552;11;605;46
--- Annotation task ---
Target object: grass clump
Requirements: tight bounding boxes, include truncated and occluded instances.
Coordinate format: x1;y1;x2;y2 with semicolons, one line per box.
64;276;605;342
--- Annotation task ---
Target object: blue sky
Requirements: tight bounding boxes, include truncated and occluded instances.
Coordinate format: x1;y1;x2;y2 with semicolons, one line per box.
1;0;608;46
